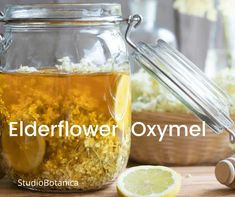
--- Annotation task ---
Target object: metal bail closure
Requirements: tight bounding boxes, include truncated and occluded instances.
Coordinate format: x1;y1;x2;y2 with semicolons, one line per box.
125;14;235;142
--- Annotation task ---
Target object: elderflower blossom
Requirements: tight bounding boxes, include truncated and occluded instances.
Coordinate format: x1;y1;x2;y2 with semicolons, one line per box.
132;67;235;114
213;67;235;114
18;65;38;72
0;60;130;191
219;0;235;17
55;56;129;73
131;69;188;113
174;0;235;19
17;56;129;74
174;0;217;21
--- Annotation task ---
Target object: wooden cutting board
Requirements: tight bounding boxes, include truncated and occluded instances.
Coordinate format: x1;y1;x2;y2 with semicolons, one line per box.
0;166;234;197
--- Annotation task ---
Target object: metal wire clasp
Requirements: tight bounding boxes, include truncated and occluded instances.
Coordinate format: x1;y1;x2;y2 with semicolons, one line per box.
125;14;143;51
226;127;235;143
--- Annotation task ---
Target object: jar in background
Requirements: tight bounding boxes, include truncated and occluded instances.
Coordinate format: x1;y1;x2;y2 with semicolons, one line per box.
0;4;131;192
204;3;235;116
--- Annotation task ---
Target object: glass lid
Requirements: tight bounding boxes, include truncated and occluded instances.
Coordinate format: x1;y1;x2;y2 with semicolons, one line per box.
0;3;123;22
125;15;235;139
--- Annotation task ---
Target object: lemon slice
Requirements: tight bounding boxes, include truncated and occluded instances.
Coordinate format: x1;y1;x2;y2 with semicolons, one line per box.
117;166;181;197
114;74;131;133
2;130;46;173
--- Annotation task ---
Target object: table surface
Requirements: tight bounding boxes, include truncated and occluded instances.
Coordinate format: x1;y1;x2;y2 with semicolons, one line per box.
0;166;234;197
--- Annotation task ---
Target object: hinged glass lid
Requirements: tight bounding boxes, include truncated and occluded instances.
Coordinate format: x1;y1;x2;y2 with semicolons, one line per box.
0;4;123;22
125;15;235;139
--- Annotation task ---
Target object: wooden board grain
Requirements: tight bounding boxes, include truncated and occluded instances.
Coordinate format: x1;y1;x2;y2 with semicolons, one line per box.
0;166;234;197
174;166;235;197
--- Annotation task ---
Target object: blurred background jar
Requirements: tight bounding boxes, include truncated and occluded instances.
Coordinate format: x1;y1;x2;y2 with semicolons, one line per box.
128;0;177;48
128;0;177;73
205;1;235;77
204;1;235;117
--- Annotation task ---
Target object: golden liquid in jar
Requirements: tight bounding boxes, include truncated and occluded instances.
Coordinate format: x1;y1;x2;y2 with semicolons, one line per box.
0;71;131;191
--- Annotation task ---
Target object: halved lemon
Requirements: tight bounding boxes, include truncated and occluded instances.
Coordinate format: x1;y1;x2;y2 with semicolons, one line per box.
117;166;181;197
114;74;131;133
2;129;46;173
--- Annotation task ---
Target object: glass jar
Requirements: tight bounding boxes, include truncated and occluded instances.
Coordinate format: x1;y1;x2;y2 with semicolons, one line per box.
0;4;131;192
204;2;235;115
128;0;176;47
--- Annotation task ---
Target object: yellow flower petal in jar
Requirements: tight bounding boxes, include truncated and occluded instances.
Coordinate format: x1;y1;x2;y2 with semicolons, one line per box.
2;129;46;173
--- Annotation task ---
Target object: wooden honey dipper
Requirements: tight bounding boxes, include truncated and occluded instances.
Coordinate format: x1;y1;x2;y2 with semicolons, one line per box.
215;156;235;188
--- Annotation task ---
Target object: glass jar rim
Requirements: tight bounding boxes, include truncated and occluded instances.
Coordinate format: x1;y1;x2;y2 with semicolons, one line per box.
0;3;123;23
